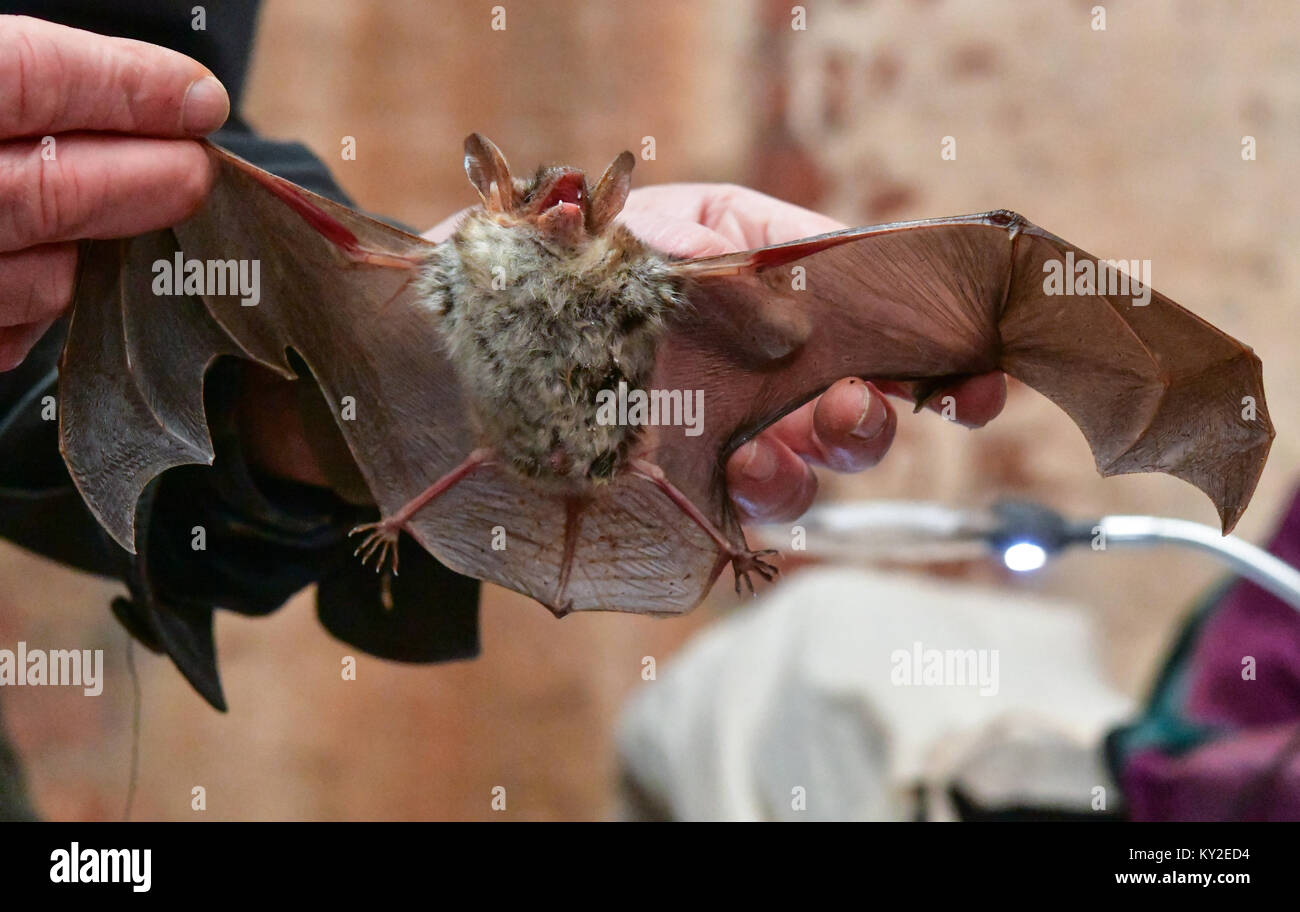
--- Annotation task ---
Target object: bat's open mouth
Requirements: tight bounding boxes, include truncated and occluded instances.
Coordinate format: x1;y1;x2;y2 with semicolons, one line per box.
537;171;585;212
532;169;587;237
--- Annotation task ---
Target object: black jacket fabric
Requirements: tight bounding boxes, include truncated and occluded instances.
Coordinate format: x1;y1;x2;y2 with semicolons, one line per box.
0;0;481;710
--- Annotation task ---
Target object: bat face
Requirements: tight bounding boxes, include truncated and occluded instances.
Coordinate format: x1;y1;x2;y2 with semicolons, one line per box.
515;166;586;241
463;133;637;243
415;135;684;486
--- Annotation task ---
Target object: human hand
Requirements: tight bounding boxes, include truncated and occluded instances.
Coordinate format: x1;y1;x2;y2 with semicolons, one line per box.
619;183;1007;522
0;15;230;370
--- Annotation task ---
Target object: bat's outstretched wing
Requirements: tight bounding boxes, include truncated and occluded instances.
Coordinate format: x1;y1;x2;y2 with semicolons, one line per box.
60;156;1273;622
59;142;718;620
60;142;475;552
611;211;1273;612
405;210;1273;618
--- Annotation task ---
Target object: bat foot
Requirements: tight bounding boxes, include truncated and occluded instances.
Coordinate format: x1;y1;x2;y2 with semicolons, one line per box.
732;549;779;596
349;520;401;576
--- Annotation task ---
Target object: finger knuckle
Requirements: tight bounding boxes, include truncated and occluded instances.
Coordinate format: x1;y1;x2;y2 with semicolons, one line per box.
0;17;58;137
112;43;152;133
17;150;81;245
0;20;31;134
699;184;745;224
716;183;759;208
0;148;53;248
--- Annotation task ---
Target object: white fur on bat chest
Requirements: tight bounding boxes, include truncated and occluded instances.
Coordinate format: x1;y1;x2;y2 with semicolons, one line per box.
414;212;685;480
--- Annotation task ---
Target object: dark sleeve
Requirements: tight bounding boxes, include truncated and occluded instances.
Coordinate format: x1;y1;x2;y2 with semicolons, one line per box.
0;2;481;712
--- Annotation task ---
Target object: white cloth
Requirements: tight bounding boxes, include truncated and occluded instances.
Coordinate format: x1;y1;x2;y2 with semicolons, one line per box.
616;567;1134;820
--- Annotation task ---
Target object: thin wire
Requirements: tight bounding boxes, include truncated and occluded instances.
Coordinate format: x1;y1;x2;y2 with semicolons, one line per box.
122;634;141;821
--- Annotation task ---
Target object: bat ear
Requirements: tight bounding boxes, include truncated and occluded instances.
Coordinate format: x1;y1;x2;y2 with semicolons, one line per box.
587;150;635;233
463;133;518;212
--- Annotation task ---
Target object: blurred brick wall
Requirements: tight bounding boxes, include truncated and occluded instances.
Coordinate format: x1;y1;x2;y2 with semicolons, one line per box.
3;0;1296;819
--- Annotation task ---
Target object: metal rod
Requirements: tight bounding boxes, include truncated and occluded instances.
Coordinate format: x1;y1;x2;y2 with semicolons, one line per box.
1094;515;1300;612
759;500;1300;614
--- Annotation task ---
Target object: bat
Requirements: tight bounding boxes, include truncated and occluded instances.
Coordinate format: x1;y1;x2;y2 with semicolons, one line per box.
59;134;1274;617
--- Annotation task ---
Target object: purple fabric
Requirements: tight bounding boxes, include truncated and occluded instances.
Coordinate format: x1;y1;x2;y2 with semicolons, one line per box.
1125;724;1300;820
1123;486;1300;820
1187;490;1300;726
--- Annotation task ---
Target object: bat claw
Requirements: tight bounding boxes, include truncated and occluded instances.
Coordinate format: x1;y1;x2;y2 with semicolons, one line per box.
731;549;780;597
349;520;401;575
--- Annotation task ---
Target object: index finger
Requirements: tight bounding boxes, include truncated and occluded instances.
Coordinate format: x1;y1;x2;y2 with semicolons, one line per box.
0;15;229;140
623;183;845;249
